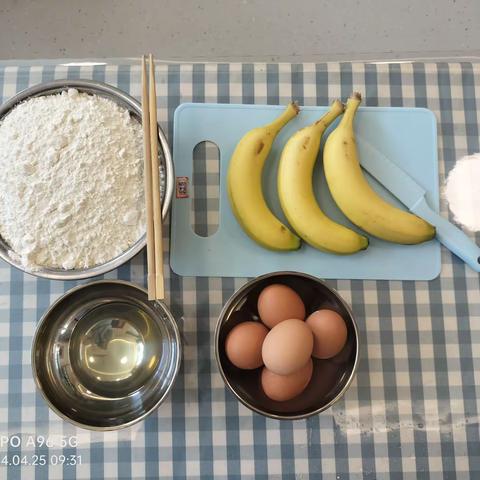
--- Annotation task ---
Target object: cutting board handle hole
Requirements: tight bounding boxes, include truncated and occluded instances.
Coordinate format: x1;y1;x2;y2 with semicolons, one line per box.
191;140;220;237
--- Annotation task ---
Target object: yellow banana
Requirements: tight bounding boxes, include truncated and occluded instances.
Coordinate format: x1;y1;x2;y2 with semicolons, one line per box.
278;100;369;254
227;103;301;251
323;92;436;245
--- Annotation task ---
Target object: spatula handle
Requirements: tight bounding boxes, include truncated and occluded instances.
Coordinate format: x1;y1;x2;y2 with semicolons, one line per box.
412;197;480;273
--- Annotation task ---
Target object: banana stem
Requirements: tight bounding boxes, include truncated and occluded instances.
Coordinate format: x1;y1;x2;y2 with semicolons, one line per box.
266;102;300;133
342;92;362;125
313;99;344;131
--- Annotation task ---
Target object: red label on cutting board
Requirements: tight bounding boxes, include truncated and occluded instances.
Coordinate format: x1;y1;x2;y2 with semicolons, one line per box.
176;176;189;198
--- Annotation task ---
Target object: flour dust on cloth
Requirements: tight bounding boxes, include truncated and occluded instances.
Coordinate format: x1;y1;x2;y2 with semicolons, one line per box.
445;152;480;233
0;88;145;270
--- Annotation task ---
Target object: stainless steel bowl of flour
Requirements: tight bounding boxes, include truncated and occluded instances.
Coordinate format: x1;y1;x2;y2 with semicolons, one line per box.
32;280;181;430
0;80;174;280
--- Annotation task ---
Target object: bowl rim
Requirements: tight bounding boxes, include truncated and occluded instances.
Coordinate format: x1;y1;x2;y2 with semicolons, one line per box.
0;79;174;280
214;270;360;420
31;279;182;431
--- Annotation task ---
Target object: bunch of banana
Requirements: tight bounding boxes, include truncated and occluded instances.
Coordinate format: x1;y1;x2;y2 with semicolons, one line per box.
277;100;369;254
323;92;435;244
227;94;435;253
227;102;301;251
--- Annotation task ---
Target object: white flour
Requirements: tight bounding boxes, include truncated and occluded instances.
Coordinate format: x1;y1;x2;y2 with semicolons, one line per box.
445;152;480;232
0;88;146;270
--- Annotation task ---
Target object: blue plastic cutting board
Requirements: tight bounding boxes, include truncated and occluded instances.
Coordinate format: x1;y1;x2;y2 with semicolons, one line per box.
171;103;441;280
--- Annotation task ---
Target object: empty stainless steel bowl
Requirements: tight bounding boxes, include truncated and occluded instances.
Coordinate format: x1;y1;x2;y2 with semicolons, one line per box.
0;79;174;280
215;271;359;420
32;281;181;430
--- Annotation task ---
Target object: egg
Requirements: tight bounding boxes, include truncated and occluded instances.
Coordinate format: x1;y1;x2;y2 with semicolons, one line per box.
257;284;306;328
306;309;347;359
224;321;269;369
261;318;313;375
261;358;313;402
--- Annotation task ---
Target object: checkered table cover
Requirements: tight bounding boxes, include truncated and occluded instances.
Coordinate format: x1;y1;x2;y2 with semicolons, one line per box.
0;61;479;480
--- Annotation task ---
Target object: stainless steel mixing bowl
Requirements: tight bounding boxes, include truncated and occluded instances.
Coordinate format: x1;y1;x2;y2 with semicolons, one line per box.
32;280;181;430
215;271;359;420
0;79;174;280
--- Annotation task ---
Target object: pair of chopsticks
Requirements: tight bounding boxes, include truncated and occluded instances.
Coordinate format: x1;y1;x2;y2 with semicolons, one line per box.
141;54;164;300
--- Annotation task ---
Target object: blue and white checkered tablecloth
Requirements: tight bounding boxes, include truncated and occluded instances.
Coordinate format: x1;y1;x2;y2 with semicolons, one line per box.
0;60;479;480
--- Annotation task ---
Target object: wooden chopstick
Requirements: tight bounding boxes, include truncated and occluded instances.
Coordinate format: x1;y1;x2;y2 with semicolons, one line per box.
141;55;156;300
148;54;165;300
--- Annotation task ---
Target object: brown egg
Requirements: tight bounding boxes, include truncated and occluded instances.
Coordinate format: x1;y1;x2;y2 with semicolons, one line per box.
306;309;347;359
257;284;306;328
261;358;313;402
261;318;313;375
224;321;269;369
